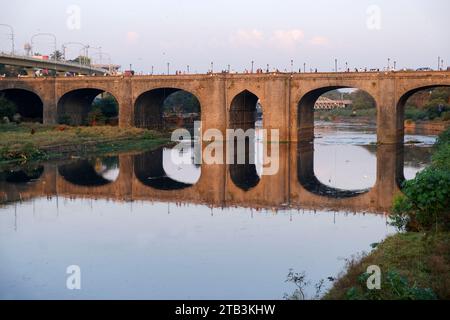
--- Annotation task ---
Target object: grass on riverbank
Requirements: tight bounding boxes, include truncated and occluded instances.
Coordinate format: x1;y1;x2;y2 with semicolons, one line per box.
325;127;450;300
0;123;169;166
324;232;450;300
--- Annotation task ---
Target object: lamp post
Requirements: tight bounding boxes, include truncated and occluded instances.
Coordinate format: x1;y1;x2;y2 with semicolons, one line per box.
387;58;391;71
31;33;57;58
251;60;254;73
334;58;338;72
210;61;213;74
227;64;230;73
87;45;102;63
187;65;190;74
291;59;294;73
91;52;112;74
303;62;306;73
0;24;15;54
167;62;170;75
61;42;87;60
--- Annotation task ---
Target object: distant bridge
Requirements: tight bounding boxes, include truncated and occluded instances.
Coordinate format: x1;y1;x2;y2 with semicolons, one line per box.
0;53;111;75
314;97;352;110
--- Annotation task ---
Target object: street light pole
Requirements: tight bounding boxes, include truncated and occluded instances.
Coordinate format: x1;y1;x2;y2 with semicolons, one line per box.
291;59;294;73
303;62;306;73
335;58;338;72
61;42;87;61
0;24;14;54
167;62;170;75
387;58;391;71
31;33;57;58
251;60;254;73
210;61;213;74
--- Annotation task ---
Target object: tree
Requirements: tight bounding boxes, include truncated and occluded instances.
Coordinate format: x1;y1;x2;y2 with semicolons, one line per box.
92;94;118;118
70;56;91;65
350;90;376;110
50;50;63;61
430;87;450;102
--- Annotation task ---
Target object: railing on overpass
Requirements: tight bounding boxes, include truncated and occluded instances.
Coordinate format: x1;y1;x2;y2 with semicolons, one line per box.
0;52;111;75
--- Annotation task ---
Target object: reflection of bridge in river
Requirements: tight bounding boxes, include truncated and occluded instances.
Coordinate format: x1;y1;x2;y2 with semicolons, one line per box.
0;142;405;213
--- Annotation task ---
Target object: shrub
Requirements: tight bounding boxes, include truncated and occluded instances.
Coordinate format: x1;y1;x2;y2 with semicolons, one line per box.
87;107;106;126
59;114;72;126
0;95;17;120
391;128;450;232
346;270;437;300
405;107;427;121
441;111;450;121
391;168;450;231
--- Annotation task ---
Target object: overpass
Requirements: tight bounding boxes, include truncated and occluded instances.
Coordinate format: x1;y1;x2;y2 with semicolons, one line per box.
0;70;449;144
0;53;111;75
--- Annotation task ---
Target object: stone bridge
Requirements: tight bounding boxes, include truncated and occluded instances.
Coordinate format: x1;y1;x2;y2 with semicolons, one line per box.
1;71;449;143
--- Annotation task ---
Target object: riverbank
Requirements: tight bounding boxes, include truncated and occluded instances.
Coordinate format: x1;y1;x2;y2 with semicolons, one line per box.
316;112;449;135
324;128;450;300
0;123;170;168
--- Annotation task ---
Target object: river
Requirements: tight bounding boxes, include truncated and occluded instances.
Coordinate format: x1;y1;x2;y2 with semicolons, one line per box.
0;122;436;299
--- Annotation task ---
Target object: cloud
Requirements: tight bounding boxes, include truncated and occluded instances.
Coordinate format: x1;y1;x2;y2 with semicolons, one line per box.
270;29;305;49
229;29;264;47
309;36;329;46
126;31;140;44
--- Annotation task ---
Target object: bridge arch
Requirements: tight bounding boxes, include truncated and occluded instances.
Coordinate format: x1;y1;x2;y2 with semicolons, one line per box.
0;88;43;122
134;147;200;190
296;86;378;196
134;88;201;131
57;88;119;126
228;90;263;191
297;142;370;198
397;84;450;139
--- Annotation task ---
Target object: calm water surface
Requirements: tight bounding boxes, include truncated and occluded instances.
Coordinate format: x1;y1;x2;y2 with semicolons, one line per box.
0;123;436;299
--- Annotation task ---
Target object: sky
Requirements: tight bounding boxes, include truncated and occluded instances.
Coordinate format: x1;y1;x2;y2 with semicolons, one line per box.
0;0;449;74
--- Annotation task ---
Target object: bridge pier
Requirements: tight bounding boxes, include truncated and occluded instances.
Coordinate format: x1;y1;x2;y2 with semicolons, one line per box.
376;78;402;144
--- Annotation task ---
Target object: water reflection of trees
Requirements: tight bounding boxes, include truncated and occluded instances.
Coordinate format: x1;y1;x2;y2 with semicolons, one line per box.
58;157;119;186
0;166;44;184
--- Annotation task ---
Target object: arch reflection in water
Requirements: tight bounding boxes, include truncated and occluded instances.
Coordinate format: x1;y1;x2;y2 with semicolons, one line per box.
134;144;201;190
297;142;370;198
229;133;266;192
58;157;119;187
0;166;44;184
